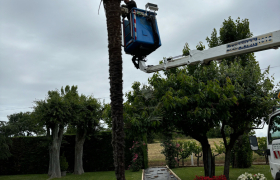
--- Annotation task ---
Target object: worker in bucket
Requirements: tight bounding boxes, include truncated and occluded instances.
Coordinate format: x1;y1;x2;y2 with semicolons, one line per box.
122;0;137;20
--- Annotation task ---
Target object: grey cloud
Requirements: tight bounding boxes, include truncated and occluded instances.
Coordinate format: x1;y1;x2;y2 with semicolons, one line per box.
0;0;279;137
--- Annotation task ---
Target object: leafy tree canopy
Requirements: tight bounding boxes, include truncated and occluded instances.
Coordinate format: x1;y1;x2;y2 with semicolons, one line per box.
149;16;279;178
149;60;237;141
0;121;12;160
33;85;79;130
71;94;103;138
206;16;255;67
7;112;45;137
124;82;163;139
103;82;163;139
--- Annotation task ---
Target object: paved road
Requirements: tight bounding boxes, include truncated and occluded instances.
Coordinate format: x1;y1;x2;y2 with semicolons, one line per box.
143;167;179;180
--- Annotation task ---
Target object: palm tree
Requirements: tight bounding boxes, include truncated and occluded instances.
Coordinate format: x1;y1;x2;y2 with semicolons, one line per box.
103;0;126;179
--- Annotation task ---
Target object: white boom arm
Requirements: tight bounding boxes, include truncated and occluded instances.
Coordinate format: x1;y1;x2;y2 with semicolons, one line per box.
139;30;280;73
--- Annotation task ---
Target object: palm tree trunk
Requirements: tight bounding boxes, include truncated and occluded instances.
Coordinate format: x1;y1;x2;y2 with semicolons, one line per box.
103;0;125;180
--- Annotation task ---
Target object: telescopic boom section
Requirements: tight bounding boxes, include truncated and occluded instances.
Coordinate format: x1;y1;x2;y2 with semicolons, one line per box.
139;30;280;73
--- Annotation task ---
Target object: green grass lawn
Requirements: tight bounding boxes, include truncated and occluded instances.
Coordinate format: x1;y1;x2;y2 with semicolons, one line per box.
172;165;272;180
0;165;272;180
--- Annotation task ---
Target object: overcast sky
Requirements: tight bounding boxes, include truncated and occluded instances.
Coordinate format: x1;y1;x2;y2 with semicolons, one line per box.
0;0;279;137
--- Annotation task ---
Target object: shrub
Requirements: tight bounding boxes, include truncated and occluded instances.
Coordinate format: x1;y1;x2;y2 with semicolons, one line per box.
128;140;143;172
160;138;181;168
231;134;253;168
60;153;69;171
237;172;267;180
255;137;268;164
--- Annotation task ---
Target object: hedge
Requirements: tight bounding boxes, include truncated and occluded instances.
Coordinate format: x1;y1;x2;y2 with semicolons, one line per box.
0;131;134;175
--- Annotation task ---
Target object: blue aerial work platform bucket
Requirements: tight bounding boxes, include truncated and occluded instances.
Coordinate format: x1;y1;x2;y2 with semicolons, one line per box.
122;7;161;58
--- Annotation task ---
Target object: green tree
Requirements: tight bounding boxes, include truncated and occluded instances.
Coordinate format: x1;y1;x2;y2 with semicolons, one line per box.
205;17;279;179
103;0;125;179
71;95;102;175
179;140;196;166
216;60;277;179
0;121;12;160
207;125;231;138
124;82;162;169
7;112;45;137
206;17;254;67
102;103;113;130
193;142;203;167
33;85;79;178
149;58;237;177
212;141;225;157
255;137;268;164
231;133;253;168
212;141;225;173
65;124;77;135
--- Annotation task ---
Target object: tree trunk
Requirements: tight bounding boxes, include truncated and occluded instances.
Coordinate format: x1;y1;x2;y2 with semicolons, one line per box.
221;126;245;179
232;149;237;168
74;130;86;175
142;133;148;169
201;143;214;177
265;154;268;165
47;127;50;137
223;148;231;180
47;127;52;176
223;135;240;180
48;145;52;176
48;124;64;179
195;153;202;167
177;154;179;167
211;155;215;176
103;0;125;180
190;133;215;177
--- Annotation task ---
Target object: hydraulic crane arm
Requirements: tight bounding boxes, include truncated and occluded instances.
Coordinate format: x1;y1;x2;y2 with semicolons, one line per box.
139;30;280;73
